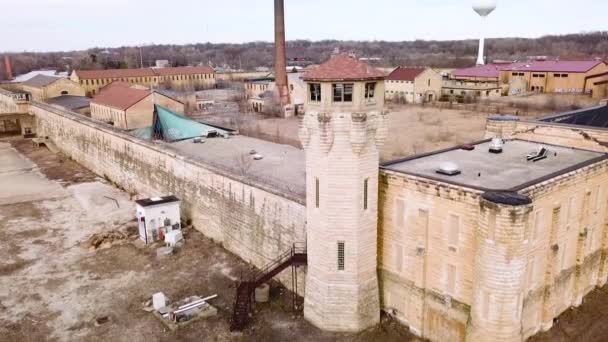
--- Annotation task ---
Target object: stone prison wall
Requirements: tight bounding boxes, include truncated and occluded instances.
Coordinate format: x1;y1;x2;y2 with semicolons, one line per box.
30;101;307;289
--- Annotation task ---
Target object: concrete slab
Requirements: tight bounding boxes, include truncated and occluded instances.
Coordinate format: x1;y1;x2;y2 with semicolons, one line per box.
0;142;66;205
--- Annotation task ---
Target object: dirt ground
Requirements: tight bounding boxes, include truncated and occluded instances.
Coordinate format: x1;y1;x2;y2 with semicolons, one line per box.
0;138;418;342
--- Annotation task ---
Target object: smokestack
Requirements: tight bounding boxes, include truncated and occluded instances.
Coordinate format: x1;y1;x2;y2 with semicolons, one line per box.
274;0;290;107
4;55;13;80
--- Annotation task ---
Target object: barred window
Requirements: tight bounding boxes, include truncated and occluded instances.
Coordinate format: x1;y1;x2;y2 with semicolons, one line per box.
333;83;353;102
337;241;345;271
315;178;320;208
365;82;376;100
363;178;369;210
309;83;321;102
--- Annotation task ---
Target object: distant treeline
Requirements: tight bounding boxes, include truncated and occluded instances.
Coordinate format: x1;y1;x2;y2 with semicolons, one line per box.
1;32;607;80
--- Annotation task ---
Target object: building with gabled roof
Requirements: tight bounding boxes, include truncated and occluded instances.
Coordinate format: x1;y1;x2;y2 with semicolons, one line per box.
384;66;442;103
90;82;184;130
499;59;608;94
71;66;216;96
20;74;85;101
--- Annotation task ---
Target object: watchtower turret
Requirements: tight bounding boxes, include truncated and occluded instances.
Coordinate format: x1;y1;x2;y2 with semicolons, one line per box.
299;54;387;332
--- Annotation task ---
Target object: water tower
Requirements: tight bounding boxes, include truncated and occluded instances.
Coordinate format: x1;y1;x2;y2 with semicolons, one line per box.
472;0;497;65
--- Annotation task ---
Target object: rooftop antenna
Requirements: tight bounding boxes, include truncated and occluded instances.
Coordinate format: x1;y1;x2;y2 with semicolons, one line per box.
472;0;497;65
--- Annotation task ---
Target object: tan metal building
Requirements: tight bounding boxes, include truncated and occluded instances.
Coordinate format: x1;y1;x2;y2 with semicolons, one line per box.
499;60;608;94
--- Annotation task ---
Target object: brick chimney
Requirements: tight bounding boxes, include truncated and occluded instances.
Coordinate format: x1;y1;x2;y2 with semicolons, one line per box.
4;55;13;80
274;0;290;107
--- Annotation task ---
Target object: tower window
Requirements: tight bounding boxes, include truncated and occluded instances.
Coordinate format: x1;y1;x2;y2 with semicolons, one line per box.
315;178;319;208
365;82;376;100
309;83;321;102
363;178;369;210
332;83;353;102
337;241;345;270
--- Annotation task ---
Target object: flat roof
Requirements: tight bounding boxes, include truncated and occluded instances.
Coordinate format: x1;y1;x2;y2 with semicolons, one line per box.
537;105;608;129
136;195;180;207
382;139;606;191
166;135;305;198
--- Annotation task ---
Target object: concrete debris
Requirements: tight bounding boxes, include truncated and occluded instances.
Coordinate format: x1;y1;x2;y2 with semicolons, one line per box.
151;294;218;331
153;292;167;311
156;246;174;258
87;230;128;249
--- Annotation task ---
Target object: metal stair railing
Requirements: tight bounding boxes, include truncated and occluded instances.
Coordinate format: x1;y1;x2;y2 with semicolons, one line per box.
230;243;307;331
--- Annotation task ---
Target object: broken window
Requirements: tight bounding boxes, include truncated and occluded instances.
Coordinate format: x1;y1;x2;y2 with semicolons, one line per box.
365;82;376;100
332;83;353;102
337;241;345;271
309;83;321;102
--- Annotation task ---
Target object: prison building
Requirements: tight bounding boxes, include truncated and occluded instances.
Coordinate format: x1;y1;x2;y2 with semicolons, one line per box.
384;66;442;103
380;139;608;341
71;66;216;97
443;64;505;99
20;74;85;101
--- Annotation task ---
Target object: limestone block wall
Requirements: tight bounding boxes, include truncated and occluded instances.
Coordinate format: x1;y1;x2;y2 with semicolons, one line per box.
30;101;307;288
467;195;531;342
379;157;608;342
379;171;480;342
519;160;608;339
485;117;608;153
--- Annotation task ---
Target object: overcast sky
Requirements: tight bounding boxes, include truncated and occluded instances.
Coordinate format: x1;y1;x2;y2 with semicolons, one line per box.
2;0;607;52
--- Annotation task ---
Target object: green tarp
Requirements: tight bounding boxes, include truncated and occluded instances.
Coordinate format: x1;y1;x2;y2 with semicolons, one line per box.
131;104;228;142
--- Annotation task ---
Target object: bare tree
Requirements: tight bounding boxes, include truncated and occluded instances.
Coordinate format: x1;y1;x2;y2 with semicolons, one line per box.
234;152;253;177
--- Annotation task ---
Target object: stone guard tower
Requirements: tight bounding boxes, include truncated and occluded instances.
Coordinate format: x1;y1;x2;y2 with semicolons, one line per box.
299;54;388;332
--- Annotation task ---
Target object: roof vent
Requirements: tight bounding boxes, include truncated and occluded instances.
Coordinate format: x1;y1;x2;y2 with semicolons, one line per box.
436;162;461;176
489;138;503;154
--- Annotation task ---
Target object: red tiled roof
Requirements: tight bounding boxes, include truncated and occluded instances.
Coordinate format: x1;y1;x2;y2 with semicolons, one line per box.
502;60;605;73
91;84;151;111
74;66;215;80
386;66;426;81
303;54;385;81
453;64;506;79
